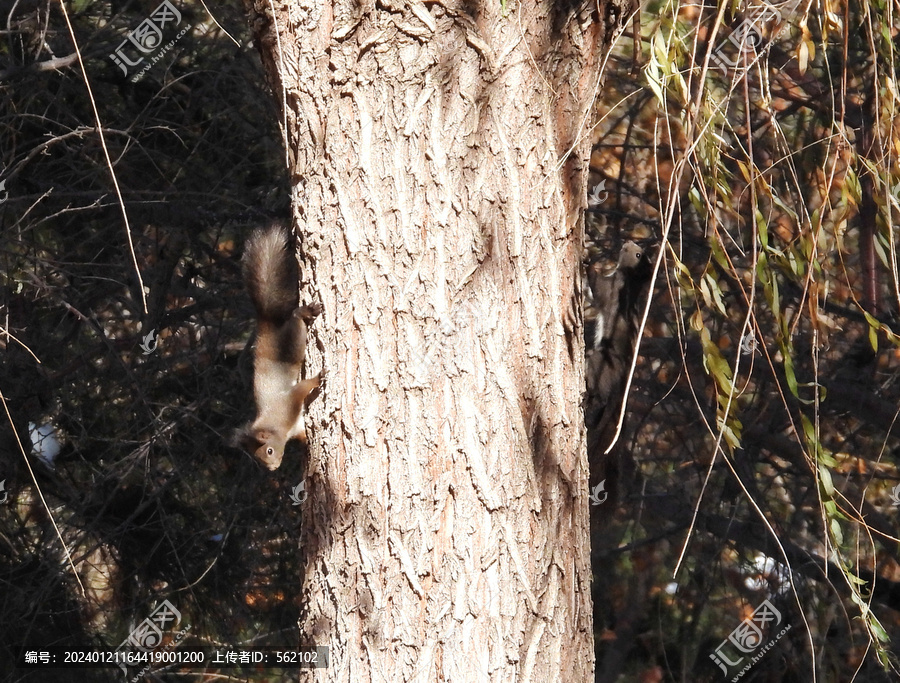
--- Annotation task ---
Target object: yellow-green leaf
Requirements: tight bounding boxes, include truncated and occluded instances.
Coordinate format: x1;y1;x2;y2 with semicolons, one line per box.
784;352;798;397
830;518;843;545
819;465;834;497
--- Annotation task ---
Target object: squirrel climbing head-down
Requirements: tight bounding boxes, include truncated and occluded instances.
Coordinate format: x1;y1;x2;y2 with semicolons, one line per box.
236;225;323;470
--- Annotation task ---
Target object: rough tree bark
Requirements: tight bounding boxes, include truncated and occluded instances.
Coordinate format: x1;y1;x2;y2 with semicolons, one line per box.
243;0;627;679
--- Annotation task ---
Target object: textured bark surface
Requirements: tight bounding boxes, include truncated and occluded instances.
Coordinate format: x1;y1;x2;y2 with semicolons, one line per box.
243;0;624;679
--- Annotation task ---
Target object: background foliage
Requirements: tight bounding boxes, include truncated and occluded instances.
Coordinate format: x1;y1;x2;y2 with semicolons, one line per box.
586;0;900;680
0;1;307;680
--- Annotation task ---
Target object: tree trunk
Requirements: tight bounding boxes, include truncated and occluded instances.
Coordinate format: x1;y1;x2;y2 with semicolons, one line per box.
244;0;623;678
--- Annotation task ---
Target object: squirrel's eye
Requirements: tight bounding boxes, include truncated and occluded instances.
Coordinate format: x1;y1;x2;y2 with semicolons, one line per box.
267;447;275;456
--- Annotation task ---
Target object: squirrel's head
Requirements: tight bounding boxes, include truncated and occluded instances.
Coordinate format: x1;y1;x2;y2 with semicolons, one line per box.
237;428;285;470
618;241;645;270
255;441;285;470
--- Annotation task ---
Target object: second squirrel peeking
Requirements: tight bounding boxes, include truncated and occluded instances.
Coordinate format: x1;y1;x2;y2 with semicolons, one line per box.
236;225;322;470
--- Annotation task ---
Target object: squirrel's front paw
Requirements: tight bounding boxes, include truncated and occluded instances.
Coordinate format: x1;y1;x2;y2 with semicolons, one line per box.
296;302;323;322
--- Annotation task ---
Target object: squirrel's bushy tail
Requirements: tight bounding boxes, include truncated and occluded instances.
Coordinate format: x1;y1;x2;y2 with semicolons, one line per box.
242;225;299;324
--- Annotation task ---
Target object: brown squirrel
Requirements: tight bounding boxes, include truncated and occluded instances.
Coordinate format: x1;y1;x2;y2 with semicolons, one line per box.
236;225;322;470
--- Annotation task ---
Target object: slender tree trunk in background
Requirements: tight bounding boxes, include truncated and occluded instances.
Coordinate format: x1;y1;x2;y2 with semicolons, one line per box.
244;0;623;678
